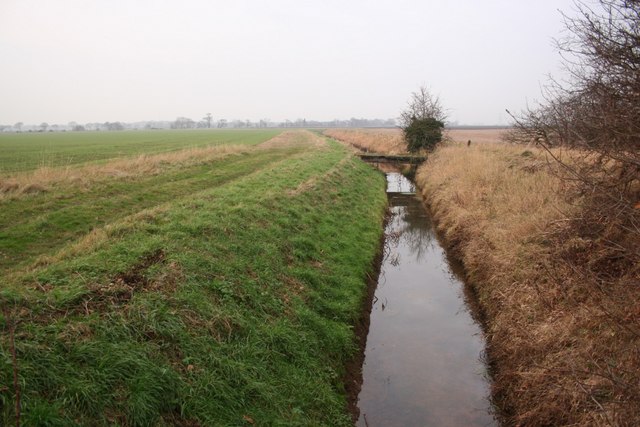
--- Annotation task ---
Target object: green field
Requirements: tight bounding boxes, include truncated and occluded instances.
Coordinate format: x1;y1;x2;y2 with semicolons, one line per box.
0;129;280;173
0;130;387;425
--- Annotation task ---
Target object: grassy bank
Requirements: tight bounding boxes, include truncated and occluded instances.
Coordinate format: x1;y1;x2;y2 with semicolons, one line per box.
417;143;640;425
0;131;387;425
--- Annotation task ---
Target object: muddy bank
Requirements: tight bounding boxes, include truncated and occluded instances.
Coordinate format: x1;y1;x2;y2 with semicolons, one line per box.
343;216;387;423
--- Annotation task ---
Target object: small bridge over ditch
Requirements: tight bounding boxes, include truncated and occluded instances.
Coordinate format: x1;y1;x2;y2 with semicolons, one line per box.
356;153;426;164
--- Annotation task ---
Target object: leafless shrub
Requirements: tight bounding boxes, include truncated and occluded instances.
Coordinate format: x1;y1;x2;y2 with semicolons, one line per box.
508;1;640;423
399;86;447;128
510;0;640;190
509;0;640;268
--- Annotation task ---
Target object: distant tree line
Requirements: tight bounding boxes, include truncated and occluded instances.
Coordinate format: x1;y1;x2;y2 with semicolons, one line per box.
0;116;397;133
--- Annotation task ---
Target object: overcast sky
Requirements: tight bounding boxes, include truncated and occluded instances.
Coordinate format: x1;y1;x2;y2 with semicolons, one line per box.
0;0;578;125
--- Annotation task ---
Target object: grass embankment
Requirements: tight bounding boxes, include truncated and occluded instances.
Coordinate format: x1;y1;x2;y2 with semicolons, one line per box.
0;131;387;425
417;143;640;426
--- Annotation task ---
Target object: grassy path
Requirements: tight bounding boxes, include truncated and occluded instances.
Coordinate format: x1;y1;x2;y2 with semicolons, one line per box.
1;134;387;426
0;148;301;274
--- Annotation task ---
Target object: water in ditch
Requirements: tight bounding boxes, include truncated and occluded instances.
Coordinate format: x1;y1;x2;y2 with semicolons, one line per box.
356;172;496;427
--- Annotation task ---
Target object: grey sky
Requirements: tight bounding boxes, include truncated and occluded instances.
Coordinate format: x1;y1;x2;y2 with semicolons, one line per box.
1;0;577;125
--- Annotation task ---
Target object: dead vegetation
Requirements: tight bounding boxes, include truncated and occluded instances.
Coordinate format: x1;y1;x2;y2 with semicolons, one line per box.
323;129;407;154
258;129;326;149
448;128;510;144
417;142;640;426
495;2;640;421
324;128;510;155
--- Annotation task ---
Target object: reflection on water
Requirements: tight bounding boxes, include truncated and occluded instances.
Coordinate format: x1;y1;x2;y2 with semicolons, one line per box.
356;173;496;427
386;172;416;194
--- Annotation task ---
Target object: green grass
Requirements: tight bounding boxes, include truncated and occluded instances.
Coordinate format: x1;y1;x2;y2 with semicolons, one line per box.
0;129;280;173
0;148;300;274
0;135;387;426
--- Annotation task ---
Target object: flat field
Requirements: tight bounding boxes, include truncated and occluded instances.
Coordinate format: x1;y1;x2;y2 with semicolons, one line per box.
0;129;280;173
0;130;387;425
447;128;509;144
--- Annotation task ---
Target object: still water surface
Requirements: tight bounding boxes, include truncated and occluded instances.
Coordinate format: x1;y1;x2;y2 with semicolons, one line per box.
356;172;496;427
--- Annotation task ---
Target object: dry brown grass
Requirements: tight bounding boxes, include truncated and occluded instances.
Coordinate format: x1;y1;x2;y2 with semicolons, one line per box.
258;129;326;149
0;144;252;200
323;128;511;155
417;142;640;426
447;128;510;144
323;128;407;154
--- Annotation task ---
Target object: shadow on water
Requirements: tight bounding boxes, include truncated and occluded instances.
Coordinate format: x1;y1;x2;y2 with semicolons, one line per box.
356;170;497;427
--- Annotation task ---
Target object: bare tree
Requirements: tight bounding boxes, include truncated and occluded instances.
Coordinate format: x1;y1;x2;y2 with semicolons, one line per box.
509;0;640;218
203;113;212;128
399;85;446;128
510;1;639;160
104;121;124;131
509;2;640;421
171;117;195;129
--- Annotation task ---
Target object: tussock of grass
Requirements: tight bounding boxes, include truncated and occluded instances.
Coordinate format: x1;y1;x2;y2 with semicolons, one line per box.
0;135;387;425
417;142;640;425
